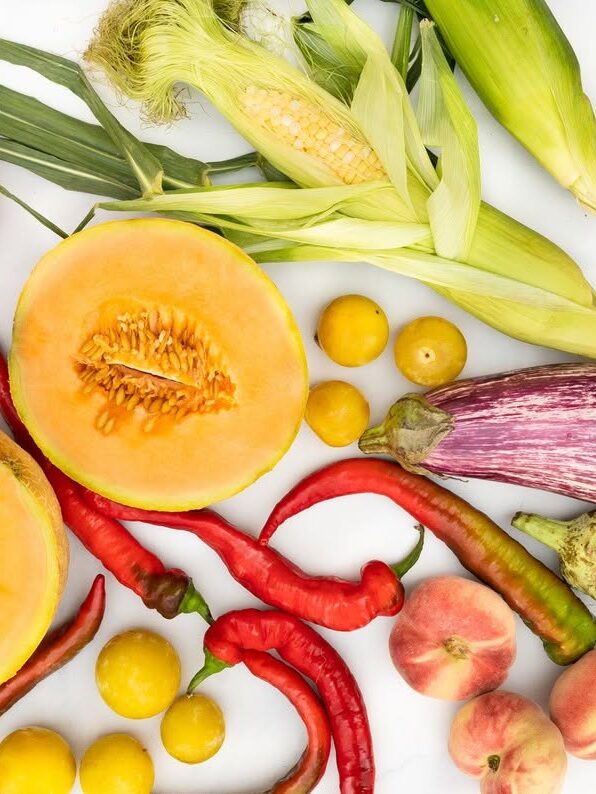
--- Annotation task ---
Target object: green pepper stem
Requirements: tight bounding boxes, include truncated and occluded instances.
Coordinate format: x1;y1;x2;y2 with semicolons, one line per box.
512;513;570;554
178;583;214;625
187;650;230;694
391;524;425;578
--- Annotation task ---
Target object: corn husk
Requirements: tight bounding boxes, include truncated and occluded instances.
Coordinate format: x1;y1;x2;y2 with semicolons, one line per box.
85;0;393;197
424;0;596;211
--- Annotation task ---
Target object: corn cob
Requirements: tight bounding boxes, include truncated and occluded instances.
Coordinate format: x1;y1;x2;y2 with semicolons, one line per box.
241;86;386;185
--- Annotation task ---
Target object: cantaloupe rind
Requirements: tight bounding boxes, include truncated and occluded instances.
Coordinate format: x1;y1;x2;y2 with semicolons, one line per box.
0;431;68;684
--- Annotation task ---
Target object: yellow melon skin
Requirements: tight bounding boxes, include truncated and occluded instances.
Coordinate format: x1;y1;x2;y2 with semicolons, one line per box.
10;219;308;510
0;431;68;684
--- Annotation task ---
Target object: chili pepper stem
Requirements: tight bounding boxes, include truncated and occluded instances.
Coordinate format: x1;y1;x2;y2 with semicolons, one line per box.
391;525;425;579
187;650;230;694
178;583;214;624
512;512;570;554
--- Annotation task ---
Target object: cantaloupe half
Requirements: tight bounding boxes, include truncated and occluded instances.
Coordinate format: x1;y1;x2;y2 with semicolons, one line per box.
0;430;68;683
10;219;308;510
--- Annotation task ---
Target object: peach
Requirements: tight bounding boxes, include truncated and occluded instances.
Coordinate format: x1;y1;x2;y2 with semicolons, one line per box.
449;691;567;794
550;648;596;758
389;576;516;700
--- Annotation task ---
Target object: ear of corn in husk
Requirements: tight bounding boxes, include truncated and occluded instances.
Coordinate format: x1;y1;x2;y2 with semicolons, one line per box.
83;0;596;359
423;0;596;211
85;0;392;196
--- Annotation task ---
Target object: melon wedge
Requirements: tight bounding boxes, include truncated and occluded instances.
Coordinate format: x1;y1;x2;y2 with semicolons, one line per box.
10;219;308;510
0;431;68;684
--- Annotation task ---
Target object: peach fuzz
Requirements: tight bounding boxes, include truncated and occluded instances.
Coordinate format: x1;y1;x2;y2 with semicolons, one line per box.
550;648;596;759
389;576;516;700
449;691;567;794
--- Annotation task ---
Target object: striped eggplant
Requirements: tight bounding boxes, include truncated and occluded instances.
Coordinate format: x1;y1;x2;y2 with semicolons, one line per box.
359;363;596;502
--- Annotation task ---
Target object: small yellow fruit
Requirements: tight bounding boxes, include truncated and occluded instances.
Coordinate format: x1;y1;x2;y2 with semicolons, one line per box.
80;734;154;794
161;694;225;764
317;294;389;367
0;727;75;794
394;316;467;387
96;629;181;719
305;381;370;447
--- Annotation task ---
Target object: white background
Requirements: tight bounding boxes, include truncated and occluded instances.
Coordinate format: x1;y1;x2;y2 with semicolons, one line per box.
1;1;596;791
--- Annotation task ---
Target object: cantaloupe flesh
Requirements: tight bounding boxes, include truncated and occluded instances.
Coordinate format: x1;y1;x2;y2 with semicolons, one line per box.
10;219;308;510
0;433;67;684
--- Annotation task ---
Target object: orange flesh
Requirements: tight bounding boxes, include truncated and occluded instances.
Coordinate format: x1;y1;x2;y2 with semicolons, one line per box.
0;465;60;683
11;219;308;509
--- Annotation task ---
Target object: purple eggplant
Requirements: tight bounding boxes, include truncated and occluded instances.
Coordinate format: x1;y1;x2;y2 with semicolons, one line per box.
359;363;596;502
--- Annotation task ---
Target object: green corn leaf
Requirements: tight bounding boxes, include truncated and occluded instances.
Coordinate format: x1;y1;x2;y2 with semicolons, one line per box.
0;38;163;196
0;137;139;198
406;35;423;93
391;6;415;80
417;21;480;259
0;84;140;191
0;83;267;196
0;183;68;237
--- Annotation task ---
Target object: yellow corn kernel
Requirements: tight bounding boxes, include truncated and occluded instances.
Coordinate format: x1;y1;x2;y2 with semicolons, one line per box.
241;86;386;185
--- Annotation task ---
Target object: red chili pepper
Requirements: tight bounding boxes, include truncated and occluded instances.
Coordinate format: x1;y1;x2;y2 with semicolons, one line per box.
81;491;421;631
51;469;211;621
241;650;331;792
189;609;373;794
0;575;105;716
259;458;596;665
0;351;211;623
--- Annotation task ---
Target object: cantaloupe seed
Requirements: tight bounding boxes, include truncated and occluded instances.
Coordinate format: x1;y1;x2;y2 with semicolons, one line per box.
76;306;237;435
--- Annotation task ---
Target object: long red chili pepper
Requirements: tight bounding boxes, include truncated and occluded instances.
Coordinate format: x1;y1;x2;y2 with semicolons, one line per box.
241;650;331;792
0;575;105;716
51;469;211;620
81;491;421;631
189;609;374;794
0;352;211;623
259;458;596;665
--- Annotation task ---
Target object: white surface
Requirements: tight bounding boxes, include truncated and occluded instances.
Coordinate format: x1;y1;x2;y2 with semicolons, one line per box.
1;1;596;792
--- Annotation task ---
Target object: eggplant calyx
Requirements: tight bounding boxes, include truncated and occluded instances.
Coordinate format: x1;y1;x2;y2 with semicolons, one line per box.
359;394;454;471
